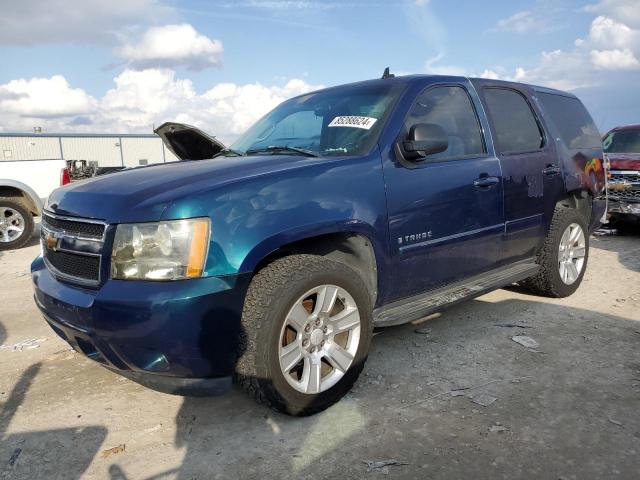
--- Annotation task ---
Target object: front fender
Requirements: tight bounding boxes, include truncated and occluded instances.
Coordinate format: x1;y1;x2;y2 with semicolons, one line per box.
238;218;386;274
160;152;391;292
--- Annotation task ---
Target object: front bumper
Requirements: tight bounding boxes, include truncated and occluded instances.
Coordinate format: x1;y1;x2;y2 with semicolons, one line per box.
31;256;251;394
608;198;640;217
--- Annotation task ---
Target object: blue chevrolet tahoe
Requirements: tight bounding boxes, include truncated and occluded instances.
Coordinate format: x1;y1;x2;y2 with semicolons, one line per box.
32;73;606;415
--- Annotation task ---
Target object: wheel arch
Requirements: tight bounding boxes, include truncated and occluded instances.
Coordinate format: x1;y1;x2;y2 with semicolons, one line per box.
242;227;383;307
557;188;593;223
0;180;43;215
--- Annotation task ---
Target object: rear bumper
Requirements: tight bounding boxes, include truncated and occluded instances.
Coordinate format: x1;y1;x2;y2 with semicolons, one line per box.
31;255;251;392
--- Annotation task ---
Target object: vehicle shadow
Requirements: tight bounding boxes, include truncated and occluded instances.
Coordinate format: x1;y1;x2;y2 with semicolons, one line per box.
0;361;108;479
108;296;640;479
591;220;640;273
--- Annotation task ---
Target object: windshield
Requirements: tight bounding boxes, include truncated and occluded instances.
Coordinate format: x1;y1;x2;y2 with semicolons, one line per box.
603;129;640;154
230;82;404;157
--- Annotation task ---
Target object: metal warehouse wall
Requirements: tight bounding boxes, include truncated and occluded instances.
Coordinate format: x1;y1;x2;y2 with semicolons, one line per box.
1;136;60;161
0;134;180;166
164;145;180;162
121;137;163;167
61;137;123;167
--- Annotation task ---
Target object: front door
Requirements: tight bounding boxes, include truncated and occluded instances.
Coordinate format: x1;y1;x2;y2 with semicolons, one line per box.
383;83;504;301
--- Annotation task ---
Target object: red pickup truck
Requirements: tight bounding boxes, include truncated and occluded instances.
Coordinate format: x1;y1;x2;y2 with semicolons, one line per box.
604;124;640;222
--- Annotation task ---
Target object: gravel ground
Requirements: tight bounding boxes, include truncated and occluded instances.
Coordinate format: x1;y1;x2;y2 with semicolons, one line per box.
0;225;639;479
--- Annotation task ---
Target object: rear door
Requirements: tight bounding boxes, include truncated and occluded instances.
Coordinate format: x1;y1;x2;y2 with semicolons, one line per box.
473;82;557;264
383;82;504;300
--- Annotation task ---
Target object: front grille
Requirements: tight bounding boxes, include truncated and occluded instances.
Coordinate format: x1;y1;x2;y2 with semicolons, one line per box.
608;171;640;203
42;214;105;238
609;173;640;183
41;213;107;285
609;189;640;202
44;249;100;282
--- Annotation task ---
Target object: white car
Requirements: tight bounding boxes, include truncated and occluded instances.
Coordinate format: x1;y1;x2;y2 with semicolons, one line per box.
0;159;69;250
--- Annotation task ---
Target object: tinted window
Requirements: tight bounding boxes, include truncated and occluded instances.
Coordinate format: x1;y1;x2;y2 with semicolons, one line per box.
231;83;404;157
405;86;485;159
261;110;323;145
603;129;640;153
537;93;601;149
483;88;543;153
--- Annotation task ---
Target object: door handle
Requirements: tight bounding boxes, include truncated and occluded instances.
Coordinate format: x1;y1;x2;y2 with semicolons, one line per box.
542;164;561;176
473;176;500;188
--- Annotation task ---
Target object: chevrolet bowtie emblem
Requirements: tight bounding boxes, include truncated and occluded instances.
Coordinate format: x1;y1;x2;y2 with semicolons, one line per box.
44;232;59;251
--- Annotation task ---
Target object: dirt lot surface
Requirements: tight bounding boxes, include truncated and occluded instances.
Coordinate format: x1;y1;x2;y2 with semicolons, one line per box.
1;225;639;479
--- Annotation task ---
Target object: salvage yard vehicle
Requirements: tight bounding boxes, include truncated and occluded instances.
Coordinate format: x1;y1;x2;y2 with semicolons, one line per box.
32;73;605;415
0;159;69;250
603;124;640;222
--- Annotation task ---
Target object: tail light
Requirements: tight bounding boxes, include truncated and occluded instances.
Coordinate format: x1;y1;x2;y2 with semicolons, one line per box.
60;167;71;186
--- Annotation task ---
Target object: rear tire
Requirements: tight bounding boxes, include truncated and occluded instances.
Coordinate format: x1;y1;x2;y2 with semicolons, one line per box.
0;199;34;251
235;254;373;416
522;205;589;298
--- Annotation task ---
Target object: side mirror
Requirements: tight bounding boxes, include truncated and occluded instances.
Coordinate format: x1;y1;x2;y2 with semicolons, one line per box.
402;123;448;160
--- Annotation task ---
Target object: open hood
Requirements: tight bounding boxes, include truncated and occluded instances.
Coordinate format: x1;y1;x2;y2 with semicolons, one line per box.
154;122;225;160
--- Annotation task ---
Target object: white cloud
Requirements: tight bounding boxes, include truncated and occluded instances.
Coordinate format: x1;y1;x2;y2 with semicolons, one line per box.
478;69;500;80
587;15;639;50
494;11;549;34
506;49;599;90
0;70;321;143
484;11;640;89
0;0;172;45
200;78;321;134
590;48;640;69
118;24;224;71
585;0;640;29
99;69;322;140
0;76;97;118
100;69;197;129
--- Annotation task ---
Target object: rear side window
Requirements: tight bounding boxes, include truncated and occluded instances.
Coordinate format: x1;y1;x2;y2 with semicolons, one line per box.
537;93;601;149
405;85;485;160
483;88;543;154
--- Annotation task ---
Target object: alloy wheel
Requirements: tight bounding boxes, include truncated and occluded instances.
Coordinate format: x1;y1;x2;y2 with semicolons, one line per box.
278;284;361;394
558;222;586;285
0;207;25;243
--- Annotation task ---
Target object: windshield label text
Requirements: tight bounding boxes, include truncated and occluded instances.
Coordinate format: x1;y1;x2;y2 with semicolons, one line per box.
328;116;377;130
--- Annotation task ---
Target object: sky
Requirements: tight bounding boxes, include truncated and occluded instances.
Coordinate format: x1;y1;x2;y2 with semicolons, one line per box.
0;0;639;143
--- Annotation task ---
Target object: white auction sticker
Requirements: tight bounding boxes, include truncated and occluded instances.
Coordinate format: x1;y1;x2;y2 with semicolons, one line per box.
328;116;377;130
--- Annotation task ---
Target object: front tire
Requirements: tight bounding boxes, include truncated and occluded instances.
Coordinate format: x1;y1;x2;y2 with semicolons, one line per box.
0;199;34;251
235;254;373;416
522;205;589;298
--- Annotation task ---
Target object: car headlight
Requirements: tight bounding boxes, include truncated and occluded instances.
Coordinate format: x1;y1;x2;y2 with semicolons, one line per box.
111;218;210;281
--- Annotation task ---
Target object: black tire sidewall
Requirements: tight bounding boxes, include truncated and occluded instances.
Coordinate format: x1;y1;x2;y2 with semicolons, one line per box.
0;200;34;250
547;209;589;297
258;262;372;414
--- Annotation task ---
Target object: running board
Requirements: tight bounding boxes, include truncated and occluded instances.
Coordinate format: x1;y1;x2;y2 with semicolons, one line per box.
373;261;539;327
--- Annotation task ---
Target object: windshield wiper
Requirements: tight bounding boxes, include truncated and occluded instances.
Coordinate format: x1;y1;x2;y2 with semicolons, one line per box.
245;145;319;157
212;148;245;158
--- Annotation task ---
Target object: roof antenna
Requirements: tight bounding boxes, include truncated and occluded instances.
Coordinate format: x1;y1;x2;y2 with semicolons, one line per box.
381;67;394;79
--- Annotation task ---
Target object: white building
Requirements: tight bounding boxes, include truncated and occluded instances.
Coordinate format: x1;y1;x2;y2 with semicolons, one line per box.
0;133;180;167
